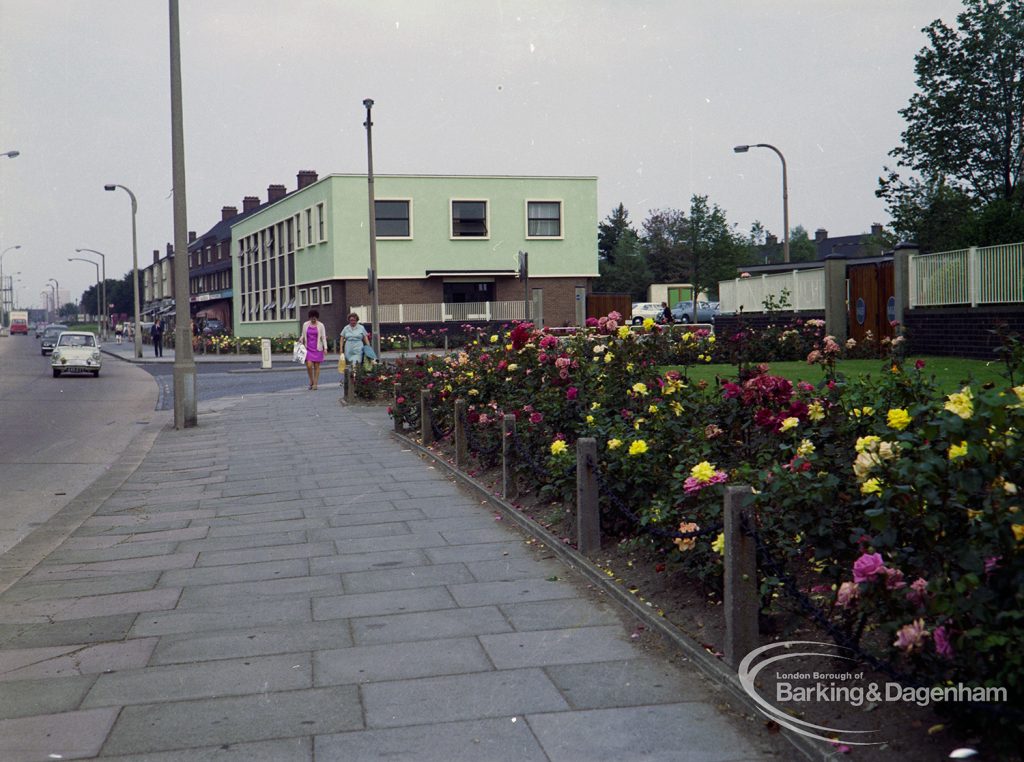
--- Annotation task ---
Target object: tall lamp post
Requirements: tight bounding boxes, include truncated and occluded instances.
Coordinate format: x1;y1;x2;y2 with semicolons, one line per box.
734;143;790;264
362;98;381;358
169;0;197;428
0;245;21;334
45;284;56;322
75;249;107;340
104;184;142;358
68;258;101;333
48;279;60;321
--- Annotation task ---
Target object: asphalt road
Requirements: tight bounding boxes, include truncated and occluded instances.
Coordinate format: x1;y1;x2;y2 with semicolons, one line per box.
140;361;317;411
0;334;158;554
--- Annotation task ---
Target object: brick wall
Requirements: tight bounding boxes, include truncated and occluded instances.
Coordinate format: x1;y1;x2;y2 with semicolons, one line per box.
904;306;1024;359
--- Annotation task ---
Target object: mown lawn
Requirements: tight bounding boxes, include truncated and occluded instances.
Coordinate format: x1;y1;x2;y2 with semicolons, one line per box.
670;356;1011;394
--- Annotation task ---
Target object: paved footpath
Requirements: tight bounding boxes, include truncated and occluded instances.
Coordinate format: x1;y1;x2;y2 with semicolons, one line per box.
0;385;785;761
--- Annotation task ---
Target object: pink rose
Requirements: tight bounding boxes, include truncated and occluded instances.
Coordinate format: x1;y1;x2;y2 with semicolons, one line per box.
836;581;859;608
933;626;954;659
529;412;543;425
883;567;906;590
566;387;578;401
852;553;885;584
893;619;928;652
905;578;928;607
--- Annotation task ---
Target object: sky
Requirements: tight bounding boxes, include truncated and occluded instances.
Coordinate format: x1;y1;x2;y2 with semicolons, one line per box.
0;0;967;310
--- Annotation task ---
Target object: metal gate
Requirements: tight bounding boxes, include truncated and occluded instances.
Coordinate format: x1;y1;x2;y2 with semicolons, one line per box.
847;261;895;343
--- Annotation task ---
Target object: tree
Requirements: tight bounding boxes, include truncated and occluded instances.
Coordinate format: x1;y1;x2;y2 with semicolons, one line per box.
594;228;652;299
878;0;1024;248
597;203;636;264
641;208;690;283
788;226;819;263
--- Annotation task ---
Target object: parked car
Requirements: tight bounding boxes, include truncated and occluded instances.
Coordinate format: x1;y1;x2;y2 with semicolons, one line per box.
201;318;226;336
40;324;69;355
671;301;720;324
50;331;102;377
630;302;665;325
35;322;48;338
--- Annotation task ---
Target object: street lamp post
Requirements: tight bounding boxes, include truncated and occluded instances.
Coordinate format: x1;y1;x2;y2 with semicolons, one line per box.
0;245;21;334
48;279;59;321
45;284;56;322
68;258;101;334
363;98;381;358
105;184;142;358
76;249;108;340
734;143;790;264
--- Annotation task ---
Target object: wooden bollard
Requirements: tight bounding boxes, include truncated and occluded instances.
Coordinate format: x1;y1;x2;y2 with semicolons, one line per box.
502;414;518;499
454;398;468;470
345;367;356;403
420;389;434;445
724;485;758;669
575;437;600;553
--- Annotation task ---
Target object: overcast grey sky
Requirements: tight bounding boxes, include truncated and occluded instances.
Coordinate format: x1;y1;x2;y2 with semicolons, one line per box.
1;0;966;309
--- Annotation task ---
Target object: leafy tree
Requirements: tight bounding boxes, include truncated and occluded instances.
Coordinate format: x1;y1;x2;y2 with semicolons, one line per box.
594;228;652;299
788;225;819;263
878;0;1024;248
58;302;77;320
641;208;689;283
597;203;636;264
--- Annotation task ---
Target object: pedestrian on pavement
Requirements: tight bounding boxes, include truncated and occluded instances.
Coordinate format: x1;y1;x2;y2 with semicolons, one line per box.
151;318;164;357
341;312;369;371
299;308;327;390
660;301;673;324
115;323;124;344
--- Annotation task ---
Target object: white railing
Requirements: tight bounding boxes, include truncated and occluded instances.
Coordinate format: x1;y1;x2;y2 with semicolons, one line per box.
909;242;1024;307
718;268;824;313
350;300;527;324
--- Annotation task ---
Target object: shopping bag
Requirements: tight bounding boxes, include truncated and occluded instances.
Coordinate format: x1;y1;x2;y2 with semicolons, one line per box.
293;342;307;363
362;344;378;362
337;355;346;374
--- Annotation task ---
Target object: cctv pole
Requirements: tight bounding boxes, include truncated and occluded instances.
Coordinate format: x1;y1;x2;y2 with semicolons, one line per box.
169;0;197;428
363;98;381;358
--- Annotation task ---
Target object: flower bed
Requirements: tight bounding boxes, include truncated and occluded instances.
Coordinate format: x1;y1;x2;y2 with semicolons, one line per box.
368;314;1022;750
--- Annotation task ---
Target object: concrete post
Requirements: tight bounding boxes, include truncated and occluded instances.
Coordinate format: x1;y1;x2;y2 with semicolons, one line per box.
724;485;758;669
345;367;356;404
420;389;434;445
393;382;403;432
454;398;468;470
531;288;544;328
823;255;848;343
502;414;518;499
892;242;917;327
575;437;601;553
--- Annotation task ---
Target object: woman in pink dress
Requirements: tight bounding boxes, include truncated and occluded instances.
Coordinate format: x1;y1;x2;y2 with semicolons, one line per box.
299;309;327;390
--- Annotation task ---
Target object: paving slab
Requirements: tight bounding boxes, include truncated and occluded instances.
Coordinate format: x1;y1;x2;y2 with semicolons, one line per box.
129;599;311;637
545;658;714;710
0;613;136;648
308;547;429;575
0;638;158;681
178;529;309;554
176;573;342;607
498;597;624;631
527;703;771;761
447;578;581;607
313;585;456;621
341;561;475;593
315;717;548;761
0;674;96;719
150;621;352;665
157;557;309;587
99;686;362;756
98;737;312;762
0;571;161;602
315;636;491;685
24;552;198;580
0;706;119;762
194;540;334;567
0;587;180;624
362;667;570;728
350;605;513;645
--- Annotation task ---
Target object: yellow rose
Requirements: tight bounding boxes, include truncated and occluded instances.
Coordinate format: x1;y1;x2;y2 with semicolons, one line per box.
944;387;974;419
607;438;622;450
550;440;568;456
807;402;825;422
947;441;968;460
1011;523;1024;542
628;440;648;456
506;364;518;372
489;335;498;343
642;317;655;330
604;352;614;363
690;461;716;482
617;326;630;339
861;478;883;495
796;439;815;458
779;417;799;433
585;415;595;425
886;408;912;430
712;532;725;556
648;404;659;415
632;382;648;396
855;435;881;453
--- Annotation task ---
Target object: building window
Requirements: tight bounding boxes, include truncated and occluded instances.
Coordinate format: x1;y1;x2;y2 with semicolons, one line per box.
306;209;313;244
321;285;332;305
375;199;411;238
299;288;308;307
317;203;325;242
451;200;488;238
309;286;321;306
295;214;303;248
527;201;562;237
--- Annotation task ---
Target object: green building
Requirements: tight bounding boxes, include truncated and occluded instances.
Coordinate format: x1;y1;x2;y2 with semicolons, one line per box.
230;174;598;340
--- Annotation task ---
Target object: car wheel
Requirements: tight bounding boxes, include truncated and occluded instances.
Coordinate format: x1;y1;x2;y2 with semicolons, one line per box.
679;314;691;324
52;369;60;378
92;369;100;377
632;317;643;325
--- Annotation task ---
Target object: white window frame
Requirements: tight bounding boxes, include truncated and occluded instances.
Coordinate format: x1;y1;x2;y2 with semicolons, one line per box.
305;208;313;245
321;285;332;304
295;214;303;249
525;199;564;239
374;198;413;239
316;203;326;242
298;288;309;307
309;286;321;306
450;199;490;240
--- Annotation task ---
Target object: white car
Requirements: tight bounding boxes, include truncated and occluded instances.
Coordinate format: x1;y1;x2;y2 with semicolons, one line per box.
630;302;665;325
51;331;102;377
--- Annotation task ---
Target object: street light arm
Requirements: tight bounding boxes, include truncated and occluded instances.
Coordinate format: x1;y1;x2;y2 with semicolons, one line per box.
734;142;790;263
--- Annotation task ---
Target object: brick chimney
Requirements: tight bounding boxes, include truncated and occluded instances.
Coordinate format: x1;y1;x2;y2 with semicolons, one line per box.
296;170;318;189
815;228;828;242
153;250;160;264
267;184;287;203
221;206;238;221
766;233;778;247
188;230;196;243
870;222;883;238
242;196;260;213
166;242;174;257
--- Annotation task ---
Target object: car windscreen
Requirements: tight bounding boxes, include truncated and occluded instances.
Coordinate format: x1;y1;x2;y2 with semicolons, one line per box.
58;335;95;347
